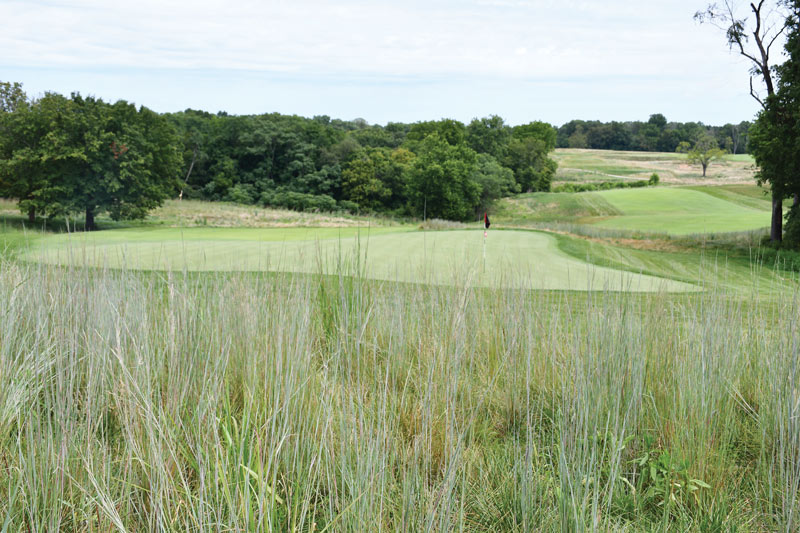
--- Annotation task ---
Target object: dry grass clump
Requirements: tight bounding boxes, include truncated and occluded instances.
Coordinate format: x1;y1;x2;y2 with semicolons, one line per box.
150;200;399;228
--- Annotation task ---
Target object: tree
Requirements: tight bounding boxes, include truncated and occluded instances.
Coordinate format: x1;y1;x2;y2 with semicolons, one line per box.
406;119;466;147
471;154;519;213
749;0;800;247
505;137;557;192
342;150;391;210
466;115;511;161
0;92;78;222
683;134;728;176
47;94;182;229
407;134;480;221
696;0;790;240
648;113;668;130
512;121;557;151
0;81;27;113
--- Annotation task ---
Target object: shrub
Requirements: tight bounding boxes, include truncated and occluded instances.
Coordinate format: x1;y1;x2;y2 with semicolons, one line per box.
649;173;660;186
226;184;256;205
337;200;360;214
552;179;651;193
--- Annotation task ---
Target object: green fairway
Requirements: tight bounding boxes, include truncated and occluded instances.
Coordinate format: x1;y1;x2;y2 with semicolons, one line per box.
590;187;771;234
24;227;697;292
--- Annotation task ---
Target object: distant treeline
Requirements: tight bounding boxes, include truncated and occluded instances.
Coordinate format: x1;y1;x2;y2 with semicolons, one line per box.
556;114;752;154
0;81;749;225
165;111;556;221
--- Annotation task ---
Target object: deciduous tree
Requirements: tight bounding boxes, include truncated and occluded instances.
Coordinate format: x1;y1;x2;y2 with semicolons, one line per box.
684;134;728;176
749;0;800;247
408;133;479;221
696;0;790;240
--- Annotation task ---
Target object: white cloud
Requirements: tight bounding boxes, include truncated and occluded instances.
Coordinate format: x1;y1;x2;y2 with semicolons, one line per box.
0;0;779;123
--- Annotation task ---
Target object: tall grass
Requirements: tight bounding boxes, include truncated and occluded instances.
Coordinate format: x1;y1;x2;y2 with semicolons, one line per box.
0;256;799;531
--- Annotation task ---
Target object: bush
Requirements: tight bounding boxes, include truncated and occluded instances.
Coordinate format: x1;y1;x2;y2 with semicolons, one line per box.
552;179;651;193
337;200;360;214
649;173;660;186
226;184;256;205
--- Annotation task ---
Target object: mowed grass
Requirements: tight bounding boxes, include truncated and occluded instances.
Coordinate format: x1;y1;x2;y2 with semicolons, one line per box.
496;186;771;236
23;226;696;292
591;187;772;234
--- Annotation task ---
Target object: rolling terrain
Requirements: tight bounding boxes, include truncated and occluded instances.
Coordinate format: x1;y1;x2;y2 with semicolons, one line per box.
1;150;799;531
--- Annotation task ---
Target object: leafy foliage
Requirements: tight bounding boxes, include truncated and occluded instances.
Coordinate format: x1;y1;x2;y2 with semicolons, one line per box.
408;133;480;221
0;90;181;228
557;115;751;154
749;0;800;247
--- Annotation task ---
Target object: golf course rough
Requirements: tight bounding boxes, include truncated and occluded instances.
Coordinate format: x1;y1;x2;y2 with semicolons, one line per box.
26;227;697;292
591;188;771;234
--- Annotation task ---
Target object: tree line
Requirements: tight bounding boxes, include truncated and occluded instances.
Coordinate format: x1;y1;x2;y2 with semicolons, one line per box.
0;88;558;226
557;115;751;154
164;111;558;222
0;77;789;233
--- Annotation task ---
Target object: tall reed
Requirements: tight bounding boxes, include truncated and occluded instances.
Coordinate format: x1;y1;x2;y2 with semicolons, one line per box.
0;255;798;531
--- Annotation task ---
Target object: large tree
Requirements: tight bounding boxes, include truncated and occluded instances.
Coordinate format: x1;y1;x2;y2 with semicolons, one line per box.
466;115;511;161
1;92;181;229
342;147;413;211
408;133;480;221
749;0;800;247
59;95;182;229
696;0;791;241
0;91;79;221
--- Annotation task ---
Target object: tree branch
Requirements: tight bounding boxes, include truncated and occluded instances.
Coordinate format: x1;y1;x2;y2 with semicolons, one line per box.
750;76;766;107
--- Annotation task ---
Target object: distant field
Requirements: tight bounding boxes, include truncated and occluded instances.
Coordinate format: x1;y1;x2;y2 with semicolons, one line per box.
554;148;756;185
23;227;696;292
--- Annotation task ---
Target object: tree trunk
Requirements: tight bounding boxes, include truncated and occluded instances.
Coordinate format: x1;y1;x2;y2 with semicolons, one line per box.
771;190;782;243
27;206;35;223
85;207;95;231
702;163;708;177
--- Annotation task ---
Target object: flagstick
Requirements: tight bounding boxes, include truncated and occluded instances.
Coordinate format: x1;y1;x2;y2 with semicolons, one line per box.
483;228;487;272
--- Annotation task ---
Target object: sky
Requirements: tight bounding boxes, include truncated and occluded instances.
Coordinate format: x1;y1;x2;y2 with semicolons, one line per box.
0;0;786;126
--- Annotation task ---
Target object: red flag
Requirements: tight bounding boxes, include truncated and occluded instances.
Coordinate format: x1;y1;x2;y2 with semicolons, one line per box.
484;212;491;230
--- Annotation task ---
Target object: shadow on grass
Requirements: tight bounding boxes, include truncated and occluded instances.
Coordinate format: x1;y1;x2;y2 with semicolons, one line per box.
0;212;146;235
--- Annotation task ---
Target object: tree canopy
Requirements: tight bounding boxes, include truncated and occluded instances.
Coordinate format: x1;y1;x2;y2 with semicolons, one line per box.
0;89;182;229
749;0;800;247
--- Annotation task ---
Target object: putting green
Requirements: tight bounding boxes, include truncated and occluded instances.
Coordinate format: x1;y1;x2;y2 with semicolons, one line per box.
591;188;771;234
25;227;697;292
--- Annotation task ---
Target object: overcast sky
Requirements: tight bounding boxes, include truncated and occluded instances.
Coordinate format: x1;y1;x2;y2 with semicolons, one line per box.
0;0;784;126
